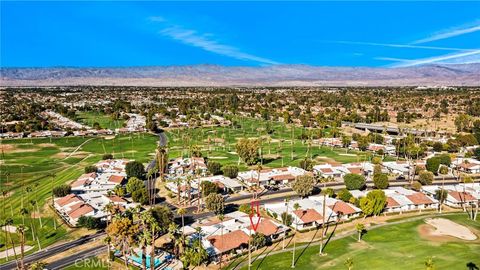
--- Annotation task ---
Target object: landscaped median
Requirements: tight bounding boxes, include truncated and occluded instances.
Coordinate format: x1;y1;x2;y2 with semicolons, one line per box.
226;211;480;270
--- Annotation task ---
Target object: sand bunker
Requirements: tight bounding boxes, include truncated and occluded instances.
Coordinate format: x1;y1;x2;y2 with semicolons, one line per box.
424;218;477;240
0;246;33;259
1;225;17;233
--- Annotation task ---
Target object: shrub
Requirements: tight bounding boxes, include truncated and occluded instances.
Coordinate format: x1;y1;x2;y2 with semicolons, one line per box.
125;161;145;179
222;165;239;178
299;158;314;171
84;165;97;173
102;153;114;160
412;181;422;191
344;174;366;190
201;181;219;197
52;185;71;197
418;170;434;185
337;188;353;202
207;161;222;175
373;173;389;189
281;212;293;226
77;216;104;229
239;204;252;214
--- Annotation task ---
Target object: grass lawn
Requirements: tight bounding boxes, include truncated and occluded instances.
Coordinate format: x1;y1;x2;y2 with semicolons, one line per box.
166;116;376;170
230;214;480;270
76;111;125;130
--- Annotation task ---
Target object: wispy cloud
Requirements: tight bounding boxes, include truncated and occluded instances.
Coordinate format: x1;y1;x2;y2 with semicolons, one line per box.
148;16;279;65
377;49;480;67
412;21;480;44
331;40;471;52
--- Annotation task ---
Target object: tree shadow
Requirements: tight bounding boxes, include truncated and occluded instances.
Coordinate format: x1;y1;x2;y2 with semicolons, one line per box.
467;262;479;270
254;234;294;270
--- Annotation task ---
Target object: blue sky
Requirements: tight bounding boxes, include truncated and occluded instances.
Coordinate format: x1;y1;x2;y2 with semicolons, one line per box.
1;1;479;67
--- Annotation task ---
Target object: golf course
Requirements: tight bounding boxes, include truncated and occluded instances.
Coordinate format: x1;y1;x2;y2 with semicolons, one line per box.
229;213;480;270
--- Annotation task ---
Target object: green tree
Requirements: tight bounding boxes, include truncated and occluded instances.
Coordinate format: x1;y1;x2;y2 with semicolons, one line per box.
299;158;314;171
373;173;389;189
291;174;315;197
201;181;219;197
435;189;448;213
125;161;145;179
344;174;366;190
281;212;293;226
222;164;239;178
251;232;267;250
355;223;366;242
207;161;222;175
52;185;71;197
84;165;97;173
205;193;225;214
77;216;103;229
181;239;208;268
359;190;386;217
126;177;144;193
418;171;434;185
132;188;149;205
337;188;353;202
102;153;114;160
236;138;260;165
239;204;252;214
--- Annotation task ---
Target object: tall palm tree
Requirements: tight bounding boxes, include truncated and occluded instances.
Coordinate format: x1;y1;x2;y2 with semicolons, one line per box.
175;177;182;205
291;203;301;268
17;224;26;270
344;257;353;270
218;214;225;269
176;207;187;236
104;236;112;268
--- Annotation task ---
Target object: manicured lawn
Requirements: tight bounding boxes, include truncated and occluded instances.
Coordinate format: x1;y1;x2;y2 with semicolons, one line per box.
167;116;374;170
76;111;124;130
230;214;480;270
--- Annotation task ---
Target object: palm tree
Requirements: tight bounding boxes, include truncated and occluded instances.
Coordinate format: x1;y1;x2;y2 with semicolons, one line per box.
17;224;26;270
175;177;182;204
291;203;301;268
177;207;187;236
255;164;263;199
218;214;225;269
48;173;57;230
103;236;112;268
186;175;193;206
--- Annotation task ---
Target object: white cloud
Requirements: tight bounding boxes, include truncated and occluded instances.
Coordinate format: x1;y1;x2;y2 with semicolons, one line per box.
332;40;469;51
149;16;279;65
413;21;480;44
378;50;480;67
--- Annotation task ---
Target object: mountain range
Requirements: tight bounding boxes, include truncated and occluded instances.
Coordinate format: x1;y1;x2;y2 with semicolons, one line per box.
1;64;479;87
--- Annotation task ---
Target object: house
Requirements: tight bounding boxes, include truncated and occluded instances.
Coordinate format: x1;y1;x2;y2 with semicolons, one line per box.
422;184;478;208
238;167;308;187
452;158;480;174
182;211;288;260
199;175;244;193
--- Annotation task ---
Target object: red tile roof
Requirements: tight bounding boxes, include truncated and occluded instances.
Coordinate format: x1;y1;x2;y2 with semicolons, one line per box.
207;230;249;253
449;191;476;202
406;193;434;205
71;179;91;187
271;174;296;182
108;174;125;184
319;168;334;174
329;201;358;215
247;219;280;236
293;209;323;223
386;197;400;208
56;194;82;207
347;168;363;175
67;204;94;219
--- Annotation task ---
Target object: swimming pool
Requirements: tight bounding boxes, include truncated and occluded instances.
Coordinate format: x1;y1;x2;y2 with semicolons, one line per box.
129;252;162;269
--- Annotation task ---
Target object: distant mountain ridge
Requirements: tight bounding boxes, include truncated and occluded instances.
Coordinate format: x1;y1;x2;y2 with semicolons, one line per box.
1;64;479;86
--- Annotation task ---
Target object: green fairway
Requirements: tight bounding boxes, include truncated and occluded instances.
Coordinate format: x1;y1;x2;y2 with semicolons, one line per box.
231;214;480;270
166;117;373;170
76;111;124;130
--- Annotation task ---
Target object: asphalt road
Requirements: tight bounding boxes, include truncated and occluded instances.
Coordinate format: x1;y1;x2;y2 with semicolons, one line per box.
45;246;106;270
0;232;104;270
